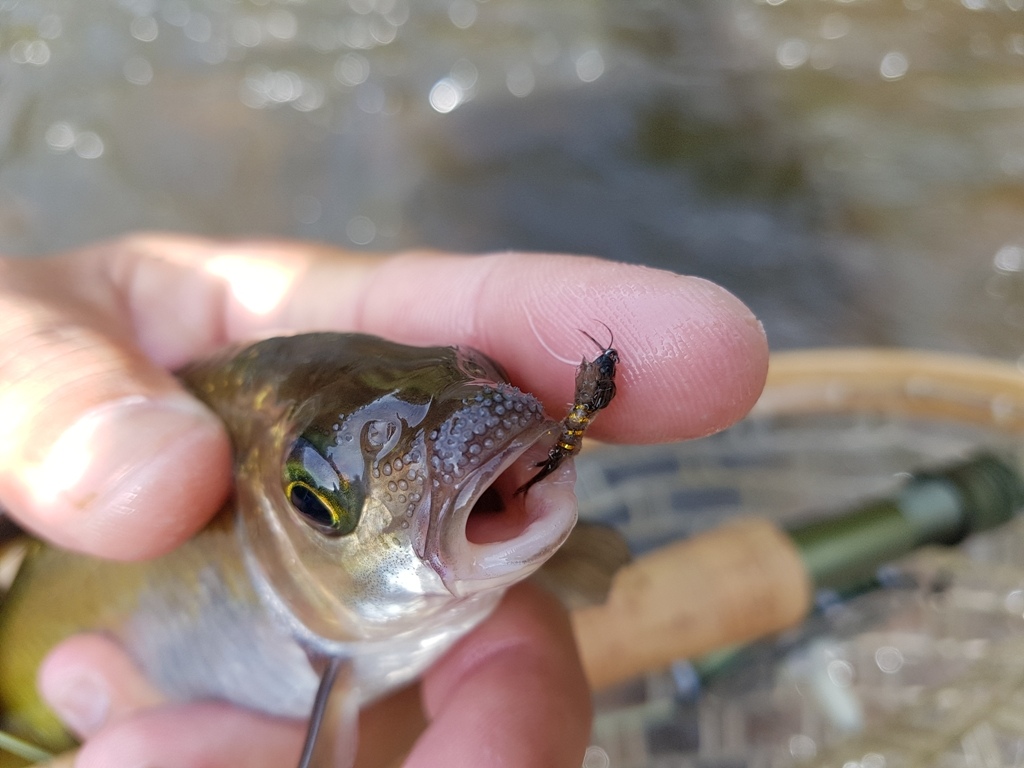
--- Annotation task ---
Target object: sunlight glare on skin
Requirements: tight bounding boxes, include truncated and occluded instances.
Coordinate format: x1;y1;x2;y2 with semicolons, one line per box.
203;254;300;317
13;398;121;506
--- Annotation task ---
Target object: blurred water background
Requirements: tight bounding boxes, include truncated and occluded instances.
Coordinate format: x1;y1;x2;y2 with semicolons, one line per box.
4;1;1024;766
1;0;1022;355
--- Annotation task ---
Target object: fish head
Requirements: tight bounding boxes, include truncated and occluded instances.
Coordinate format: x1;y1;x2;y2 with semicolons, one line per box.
231;334;578;644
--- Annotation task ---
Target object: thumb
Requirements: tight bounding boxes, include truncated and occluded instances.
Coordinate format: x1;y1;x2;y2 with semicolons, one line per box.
0;274;231;560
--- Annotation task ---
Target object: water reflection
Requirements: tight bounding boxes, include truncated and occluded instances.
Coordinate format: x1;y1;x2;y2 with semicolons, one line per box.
9;39;51;66
429;78;465;113
878;51;909;80
44;123;104;160
123;55;154;85
575;49;604;82
0;0;1021;356
346;214;376;245
334;52;370;86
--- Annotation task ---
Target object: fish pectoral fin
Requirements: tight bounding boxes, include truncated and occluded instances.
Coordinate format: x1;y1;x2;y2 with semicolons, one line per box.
531;521;632;610
296;655;358;768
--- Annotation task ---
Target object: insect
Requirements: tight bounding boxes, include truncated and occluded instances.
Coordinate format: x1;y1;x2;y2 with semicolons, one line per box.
516;327;619;497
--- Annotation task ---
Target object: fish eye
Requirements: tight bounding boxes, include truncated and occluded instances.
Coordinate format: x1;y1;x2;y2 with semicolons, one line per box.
286;482;346;534
283;437;363;537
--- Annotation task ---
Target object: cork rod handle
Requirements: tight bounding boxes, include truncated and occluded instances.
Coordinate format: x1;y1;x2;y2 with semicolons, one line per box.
572;517;812;691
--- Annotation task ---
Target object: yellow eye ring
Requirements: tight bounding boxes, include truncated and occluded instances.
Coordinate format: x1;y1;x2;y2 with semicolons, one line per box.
286;480;346;535
283;436;363;536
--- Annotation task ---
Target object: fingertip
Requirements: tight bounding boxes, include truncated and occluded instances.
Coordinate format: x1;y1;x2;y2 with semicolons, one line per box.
41;636;305;768
627;273;769;440
412;583;591;768
0;272;234;558
73;703;303;768
9;394;231;559
487;257;770;443
422;583;583;705
39;634;163;739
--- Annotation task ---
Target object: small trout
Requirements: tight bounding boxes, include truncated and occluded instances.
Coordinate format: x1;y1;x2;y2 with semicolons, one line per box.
0;332;581;766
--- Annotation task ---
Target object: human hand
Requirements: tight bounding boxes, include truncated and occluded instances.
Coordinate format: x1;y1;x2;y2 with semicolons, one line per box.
0;234;767;767
39;582;586;768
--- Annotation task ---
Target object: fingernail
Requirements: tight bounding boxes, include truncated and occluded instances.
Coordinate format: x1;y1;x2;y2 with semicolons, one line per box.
23;395;225;549
29;395;218;507
41;668;110;736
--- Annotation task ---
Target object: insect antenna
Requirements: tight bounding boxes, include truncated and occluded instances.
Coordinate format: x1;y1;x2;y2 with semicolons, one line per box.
579;321;614;353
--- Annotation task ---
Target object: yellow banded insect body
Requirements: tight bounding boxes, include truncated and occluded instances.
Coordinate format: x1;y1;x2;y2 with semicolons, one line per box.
516;329;619;496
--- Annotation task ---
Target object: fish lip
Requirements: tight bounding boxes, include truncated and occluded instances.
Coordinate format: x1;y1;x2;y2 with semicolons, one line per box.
424;418;579;597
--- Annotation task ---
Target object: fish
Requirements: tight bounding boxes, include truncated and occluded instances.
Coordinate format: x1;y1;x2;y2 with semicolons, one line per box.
0;332;584;767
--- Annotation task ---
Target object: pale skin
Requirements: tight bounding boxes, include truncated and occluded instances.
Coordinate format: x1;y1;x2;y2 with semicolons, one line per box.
0;234;769;768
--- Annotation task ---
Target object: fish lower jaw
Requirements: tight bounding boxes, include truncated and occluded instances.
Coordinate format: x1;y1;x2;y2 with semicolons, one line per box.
440;438;579;598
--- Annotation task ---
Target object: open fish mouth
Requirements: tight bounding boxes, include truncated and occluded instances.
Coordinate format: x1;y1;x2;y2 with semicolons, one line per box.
424;419;579;597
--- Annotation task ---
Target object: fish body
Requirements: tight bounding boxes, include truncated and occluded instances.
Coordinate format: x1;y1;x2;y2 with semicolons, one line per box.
0;333;580;760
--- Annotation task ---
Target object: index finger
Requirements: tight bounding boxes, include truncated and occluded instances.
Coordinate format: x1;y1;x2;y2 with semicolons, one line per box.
0;235;763;559
344;252;768;443
129;235;768;443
